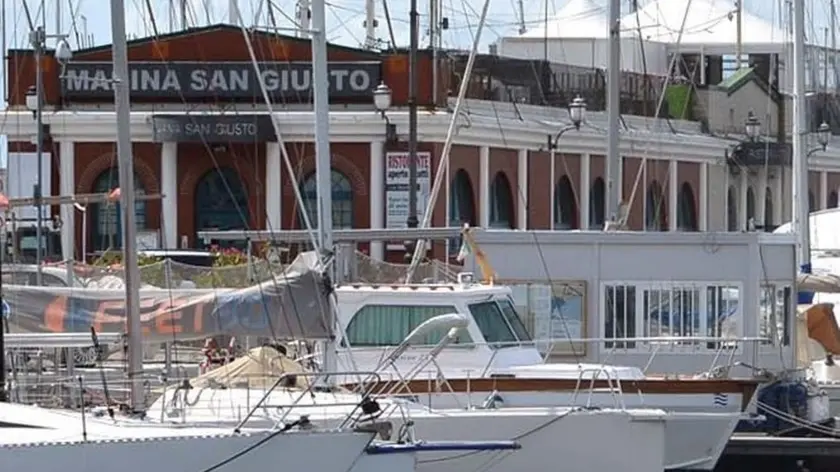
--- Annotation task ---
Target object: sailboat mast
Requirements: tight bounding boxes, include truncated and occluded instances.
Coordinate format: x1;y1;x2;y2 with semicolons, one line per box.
310;0;336;376
109;0;145;412
606;0;621;222
792;0;810;275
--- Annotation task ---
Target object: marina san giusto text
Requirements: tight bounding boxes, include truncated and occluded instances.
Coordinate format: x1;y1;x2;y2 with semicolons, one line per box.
63;65;376;95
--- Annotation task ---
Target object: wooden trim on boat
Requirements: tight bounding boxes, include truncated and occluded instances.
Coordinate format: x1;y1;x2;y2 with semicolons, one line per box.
346;377;761;411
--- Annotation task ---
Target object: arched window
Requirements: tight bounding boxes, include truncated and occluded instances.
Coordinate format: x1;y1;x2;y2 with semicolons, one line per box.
91;167;147;251
645;180;666;231
300;169;354;229
809;191;816;213
764;187;774;231
449;169;476;226
727;186;738;231
554;175;578;229
829;191;838;209
195;167;250;247
489;172;514;229
746;187;756;229
676;182;697;231
589;177;605;229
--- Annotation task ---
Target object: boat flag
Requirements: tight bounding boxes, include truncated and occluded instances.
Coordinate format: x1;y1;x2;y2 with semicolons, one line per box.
455;238;471;262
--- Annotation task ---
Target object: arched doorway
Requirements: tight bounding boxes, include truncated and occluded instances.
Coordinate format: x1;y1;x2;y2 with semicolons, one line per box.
809;191;816;213
727;186;738;231
300;169;354;229
91;167;147;252
590;177;605;229
764;187;774;231
554;175;578;229
645;181;666;231
449;169;476;256
489;172;514;228
194;167;250;248
676;183;697;231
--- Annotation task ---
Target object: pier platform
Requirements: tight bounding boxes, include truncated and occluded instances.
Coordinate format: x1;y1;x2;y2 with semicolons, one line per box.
710;434;840;472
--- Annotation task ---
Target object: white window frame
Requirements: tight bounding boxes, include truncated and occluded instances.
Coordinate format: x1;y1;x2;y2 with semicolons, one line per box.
599;281;744;353
757;282;794;351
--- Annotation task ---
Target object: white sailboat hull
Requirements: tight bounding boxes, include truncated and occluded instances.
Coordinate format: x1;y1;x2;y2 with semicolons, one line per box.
147;389;667;472
392;390;740;470
401;408;666;472
0;403;408;472
0;429;392;472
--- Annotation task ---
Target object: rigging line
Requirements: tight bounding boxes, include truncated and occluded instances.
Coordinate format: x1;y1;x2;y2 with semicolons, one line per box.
380;0;397;50
404;0;492;283
67;0;83;48
234;22;319;251
233;5;346;350
623;0;694;223
137;4;297;351
485;108;585;358
326;4;362;45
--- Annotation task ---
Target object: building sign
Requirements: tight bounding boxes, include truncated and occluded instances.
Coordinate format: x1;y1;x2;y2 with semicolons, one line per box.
150;114;277;142
385;152;431;248
62;61;381;100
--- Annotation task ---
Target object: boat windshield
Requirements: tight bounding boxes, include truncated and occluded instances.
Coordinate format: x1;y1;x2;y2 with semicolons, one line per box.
468;299;531;348
499;298;533;342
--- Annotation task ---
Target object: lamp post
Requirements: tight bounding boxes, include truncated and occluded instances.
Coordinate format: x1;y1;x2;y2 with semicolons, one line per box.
26;27;72;285
807;121;832;157
744;111;761;142
547;96;587;230
373;82;397;142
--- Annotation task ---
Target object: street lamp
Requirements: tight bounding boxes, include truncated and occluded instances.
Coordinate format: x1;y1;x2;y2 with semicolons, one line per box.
568;95;587;129
28;27;73;285
745;111;761;141
373;82;392;114
26;26;73;285
816;121;831;151
547;95;587;230
373;82;397;143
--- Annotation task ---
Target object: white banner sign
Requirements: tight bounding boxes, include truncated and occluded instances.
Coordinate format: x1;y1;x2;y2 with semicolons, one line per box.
385;151;431;233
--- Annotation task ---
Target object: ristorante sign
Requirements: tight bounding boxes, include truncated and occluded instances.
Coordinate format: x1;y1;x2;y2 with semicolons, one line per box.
61;61;381;100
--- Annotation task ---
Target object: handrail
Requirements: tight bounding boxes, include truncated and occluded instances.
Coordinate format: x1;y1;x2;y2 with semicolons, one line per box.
233;370;383;433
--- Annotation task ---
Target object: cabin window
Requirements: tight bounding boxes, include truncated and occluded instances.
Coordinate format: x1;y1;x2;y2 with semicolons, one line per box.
344;304;472;346
499;298;533;341
603;282;743;351
642;286;701;339
705;285;740;349
468;301;519;347
604;285;637;348
759;284;791;346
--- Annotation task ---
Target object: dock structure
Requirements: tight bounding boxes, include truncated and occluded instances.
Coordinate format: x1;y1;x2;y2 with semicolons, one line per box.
716;434;840;472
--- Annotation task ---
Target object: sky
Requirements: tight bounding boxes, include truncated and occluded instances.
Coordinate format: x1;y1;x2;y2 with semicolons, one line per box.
1;0;839;167
5;0;836;56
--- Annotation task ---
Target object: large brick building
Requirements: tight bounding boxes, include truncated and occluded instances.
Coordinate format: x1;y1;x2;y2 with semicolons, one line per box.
4;24;840;263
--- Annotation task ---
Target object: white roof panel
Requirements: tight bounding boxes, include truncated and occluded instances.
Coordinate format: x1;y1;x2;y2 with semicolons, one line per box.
518;0;609;39
626;0;788;45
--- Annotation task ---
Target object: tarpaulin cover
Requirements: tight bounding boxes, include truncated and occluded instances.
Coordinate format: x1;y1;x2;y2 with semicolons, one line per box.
2;251;333;341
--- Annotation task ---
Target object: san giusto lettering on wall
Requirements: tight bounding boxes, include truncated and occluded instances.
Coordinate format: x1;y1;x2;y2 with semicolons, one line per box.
61;61;381;100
